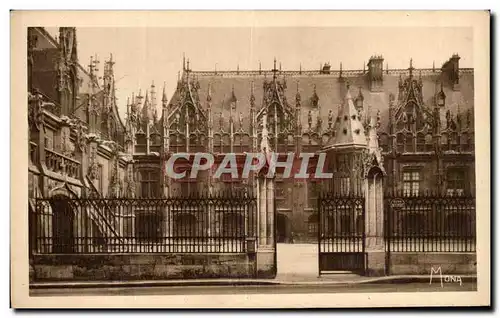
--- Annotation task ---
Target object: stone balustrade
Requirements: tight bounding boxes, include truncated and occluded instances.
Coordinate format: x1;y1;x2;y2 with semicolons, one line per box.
45;148;80;179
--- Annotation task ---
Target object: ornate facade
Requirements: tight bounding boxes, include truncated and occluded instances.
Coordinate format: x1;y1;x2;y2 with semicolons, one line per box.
28;27;475;244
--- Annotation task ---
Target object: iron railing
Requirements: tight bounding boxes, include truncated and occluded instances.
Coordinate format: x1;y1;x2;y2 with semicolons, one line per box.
385;191;476;252
31;192;257;254
317;192;366;274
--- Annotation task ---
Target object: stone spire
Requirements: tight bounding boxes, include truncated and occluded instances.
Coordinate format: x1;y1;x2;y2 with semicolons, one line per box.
326;87;368;150
161;82;168;108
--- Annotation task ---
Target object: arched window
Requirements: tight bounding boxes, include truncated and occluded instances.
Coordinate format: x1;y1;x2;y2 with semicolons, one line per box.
396;133;405;153
213;134;222;153
416;133;425;152
460;133;469;152
139;170;160;198
450;132;459;152
307;213;319;236
277;134;286;153
441;132;449;150
425;133;434;152
405;133;414;152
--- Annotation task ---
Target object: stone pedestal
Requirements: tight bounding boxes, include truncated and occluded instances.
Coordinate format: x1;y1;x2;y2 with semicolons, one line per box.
256;247;276;278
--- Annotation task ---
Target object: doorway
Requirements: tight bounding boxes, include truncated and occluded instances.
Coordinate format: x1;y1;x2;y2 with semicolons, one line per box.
50;195;75;253
276;213;291;243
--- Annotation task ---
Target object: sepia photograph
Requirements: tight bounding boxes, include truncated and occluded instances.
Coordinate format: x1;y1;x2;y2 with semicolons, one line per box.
10;10;490;308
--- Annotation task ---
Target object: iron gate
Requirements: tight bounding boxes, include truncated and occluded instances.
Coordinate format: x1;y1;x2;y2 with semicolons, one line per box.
318;193;366;275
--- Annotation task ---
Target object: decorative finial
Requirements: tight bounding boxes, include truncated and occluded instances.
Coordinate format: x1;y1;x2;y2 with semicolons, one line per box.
162;82;168;104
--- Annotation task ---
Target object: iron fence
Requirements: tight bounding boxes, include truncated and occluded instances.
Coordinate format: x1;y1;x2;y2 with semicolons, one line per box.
317;192;366;274
385;191;476;252
30;192;257;254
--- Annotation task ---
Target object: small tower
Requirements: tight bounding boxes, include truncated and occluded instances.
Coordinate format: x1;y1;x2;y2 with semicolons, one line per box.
441;53;461;91
368;55;384;92
322;86;368;195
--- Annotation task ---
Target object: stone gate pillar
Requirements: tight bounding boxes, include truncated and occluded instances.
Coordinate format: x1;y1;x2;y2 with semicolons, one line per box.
364;166;386;276
363;117;387;276
255;110;276;278
255;173;276;278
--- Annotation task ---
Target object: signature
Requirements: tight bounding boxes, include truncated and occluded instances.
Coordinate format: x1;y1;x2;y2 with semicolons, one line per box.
429;266;463;287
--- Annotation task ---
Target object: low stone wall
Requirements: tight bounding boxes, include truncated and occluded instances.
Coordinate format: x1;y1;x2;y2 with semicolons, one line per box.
389;252;477;275
31;253;256;282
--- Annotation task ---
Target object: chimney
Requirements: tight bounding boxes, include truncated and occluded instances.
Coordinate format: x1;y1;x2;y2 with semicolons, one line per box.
320;62;331;74
367;55;384;92
441;53;461;91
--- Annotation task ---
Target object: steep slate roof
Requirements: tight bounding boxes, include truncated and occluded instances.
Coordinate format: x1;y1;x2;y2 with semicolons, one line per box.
32;48;60;103
166;65;474;135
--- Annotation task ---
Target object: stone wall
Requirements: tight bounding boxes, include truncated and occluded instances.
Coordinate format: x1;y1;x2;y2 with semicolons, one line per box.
389;252;477;275
31;253;256;282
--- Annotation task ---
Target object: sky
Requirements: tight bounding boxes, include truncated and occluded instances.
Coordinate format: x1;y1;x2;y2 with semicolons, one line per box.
46;27;473;120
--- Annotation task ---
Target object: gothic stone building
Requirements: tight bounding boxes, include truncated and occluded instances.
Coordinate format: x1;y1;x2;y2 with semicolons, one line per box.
28;27;475;245
128;57;475;243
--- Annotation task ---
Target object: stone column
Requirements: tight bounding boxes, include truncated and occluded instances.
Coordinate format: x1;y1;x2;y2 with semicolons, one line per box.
364;167;386;276
266;177;275;246
255;175;276;278
259;177;267;246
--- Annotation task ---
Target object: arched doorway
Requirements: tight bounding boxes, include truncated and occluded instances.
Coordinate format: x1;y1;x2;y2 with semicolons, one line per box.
50;195;74;253
276;213;291;243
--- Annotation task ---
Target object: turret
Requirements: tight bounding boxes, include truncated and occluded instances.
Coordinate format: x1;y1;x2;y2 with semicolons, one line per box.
442;53;461;90
368;55;384;92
